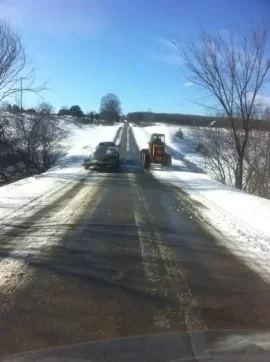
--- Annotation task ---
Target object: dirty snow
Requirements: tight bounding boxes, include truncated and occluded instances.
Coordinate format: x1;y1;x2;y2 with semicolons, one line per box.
132;124;270;282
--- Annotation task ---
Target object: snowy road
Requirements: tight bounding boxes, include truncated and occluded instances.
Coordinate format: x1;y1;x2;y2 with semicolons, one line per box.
1;124;270;357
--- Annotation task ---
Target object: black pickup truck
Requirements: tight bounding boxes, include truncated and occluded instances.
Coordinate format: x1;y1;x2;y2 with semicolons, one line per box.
83;145;120;172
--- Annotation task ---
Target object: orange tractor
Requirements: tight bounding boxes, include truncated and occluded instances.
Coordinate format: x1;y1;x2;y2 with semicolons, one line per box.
140;133;172;169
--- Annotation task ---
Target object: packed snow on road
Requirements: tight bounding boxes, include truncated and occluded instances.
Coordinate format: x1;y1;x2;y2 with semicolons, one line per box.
132;123;270;282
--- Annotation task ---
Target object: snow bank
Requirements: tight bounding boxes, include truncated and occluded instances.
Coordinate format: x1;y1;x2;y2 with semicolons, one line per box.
0;123;121;222
132;124;270;282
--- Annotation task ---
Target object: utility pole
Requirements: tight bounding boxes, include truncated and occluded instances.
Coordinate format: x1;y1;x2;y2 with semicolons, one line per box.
20;76;23;111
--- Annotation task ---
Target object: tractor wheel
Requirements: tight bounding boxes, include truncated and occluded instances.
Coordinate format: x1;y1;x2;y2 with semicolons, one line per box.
164;154;172;169
142;152;150;169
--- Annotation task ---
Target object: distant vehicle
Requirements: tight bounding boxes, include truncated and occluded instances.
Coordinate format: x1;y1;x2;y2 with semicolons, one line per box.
140;133;172;170
175;128;184;139
83;145;119;172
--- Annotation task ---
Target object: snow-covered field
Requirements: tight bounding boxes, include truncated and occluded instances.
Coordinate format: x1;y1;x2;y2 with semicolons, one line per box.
132;123;270;282
0;122;121;222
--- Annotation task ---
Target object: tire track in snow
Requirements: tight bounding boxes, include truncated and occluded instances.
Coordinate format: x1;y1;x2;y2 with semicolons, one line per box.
0;176;89;253
0;180;70;224
0;174;104;314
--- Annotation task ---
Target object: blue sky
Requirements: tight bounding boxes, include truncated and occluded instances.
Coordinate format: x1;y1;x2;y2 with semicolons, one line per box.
1;0;269;114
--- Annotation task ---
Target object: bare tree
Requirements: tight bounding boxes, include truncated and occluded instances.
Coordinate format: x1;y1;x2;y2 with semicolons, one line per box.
190;126;235;185
189;105;270;198
244;118;270;198
0;112;68;180
173;27;270;189
100;93;121;124
37;101;55;114
0;20;46;103
38;114;68;168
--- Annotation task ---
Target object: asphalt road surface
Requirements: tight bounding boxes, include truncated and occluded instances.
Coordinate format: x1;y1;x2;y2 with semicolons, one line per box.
1;123;270;357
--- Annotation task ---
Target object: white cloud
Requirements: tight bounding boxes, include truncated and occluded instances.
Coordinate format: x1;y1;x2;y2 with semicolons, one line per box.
184;81;194;87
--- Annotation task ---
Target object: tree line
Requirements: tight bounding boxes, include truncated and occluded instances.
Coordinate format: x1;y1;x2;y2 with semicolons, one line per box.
0;93;123;183
127;110;270;130
4;94;123;125
58;93;122;124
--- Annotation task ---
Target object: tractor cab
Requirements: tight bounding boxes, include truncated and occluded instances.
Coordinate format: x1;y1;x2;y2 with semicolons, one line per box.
141;132;171;169
149;133;165;155
150;133;165;144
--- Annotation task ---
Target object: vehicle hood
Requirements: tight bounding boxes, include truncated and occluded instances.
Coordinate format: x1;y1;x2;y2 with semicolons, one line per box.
3;330;270;362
